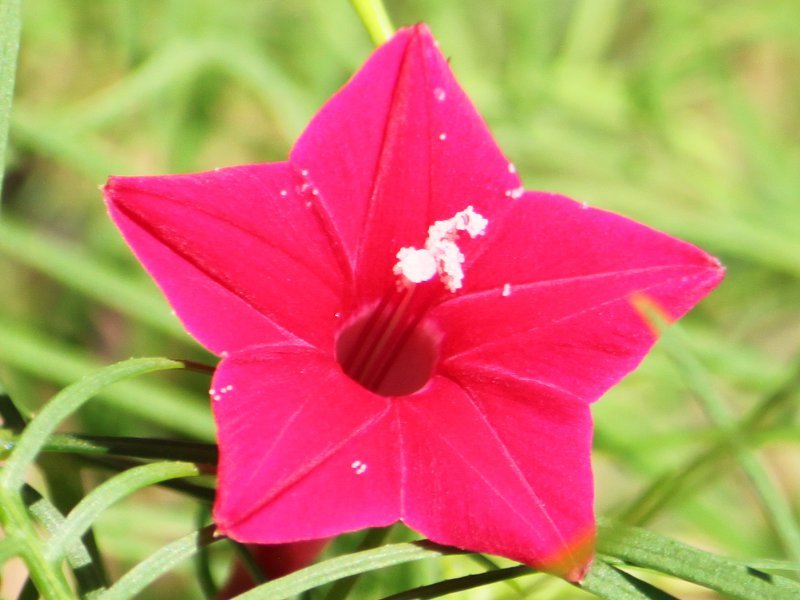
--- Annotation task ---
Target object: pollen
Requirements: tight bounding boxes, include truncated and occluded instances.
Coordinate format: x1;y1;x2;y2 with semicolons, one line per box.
393;206;488;292
394;247;437;284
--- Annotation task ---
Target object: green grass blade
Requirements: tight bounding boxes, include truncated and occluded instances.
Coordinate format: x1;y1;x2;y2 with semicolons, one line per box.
22;484;106;596
0;357;184;491
0;0;21;202
598;522;800;599
380;565;536;600
581;560;677;599
238;541;462;600
0;218;188;339
101;525;220;600
46;461;200;562
0;318;214;438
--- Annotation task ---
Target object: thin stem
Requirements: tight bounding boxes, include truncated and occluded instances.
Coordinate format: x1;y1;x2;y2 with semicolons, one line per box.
0;429;218;464
349;0;394;46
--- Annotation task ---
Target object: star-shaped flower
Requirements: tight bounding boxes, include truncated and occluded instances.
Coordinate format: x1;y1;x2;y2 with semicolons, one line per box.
103;24;723;580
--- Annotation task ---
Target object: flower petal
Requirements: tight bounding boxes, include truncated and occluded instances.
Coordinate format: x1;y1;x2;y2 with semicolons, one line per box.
433;192;724;401
290;24;519;301
397;374;595;580
212;344;400;541
104;163;350;354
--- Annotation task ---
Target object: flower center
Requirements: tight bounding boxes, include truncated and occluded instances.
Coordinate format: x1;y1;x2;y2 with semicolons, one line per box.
335;206;487;397
335;289;438;397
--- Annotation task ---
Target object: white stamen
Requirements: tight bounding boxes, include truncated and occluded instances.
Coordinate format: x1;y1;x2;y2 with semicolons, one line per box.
393;206;488;293
393;248;437;285
502;283;512;297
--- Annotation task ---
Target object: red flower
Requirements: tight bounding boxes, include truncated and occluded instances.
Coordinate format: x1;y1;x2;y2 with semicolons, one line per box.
103;24;722;581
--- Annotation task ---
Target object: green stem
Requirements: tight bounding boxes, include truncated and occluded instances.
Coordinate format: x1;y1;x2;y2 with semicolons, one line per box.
0;492;74;598
0;0;22;202
0;429;218;464
349;0;394;46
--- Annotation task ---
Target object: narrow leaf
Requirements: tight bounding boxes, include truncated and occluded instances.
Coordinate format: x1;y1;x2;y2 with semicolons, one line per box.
0;357;184;491
47;461;200;562
380;565;535;600
237;541;461;600
21;484;105;596
598;523;800;599
0;0;22;201
102;525;220;600
581;559;677;599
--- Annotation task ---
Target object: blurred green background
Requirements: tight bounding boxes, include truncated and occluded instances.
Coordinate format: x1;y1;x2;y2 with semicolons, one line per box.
1;0;799;597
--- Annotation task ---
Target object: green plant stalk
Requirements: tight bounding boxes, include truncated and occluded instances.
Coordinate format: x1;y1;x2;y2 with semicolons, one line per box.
0;430;218;464
0;0;22;202
349;0;394;46
0;492;74;598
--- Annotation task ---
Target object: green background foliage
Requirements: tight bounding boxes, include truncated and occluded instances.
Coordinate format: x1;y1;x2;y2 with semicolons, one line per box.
1;0;799;597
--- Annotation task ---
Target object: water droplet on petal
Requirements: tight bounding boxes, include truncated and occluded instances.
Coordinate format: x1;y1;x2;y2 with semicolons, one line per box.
279;189;288;197
438;133;447;141
581;201;590;209
502;283;512;297
433;87;446;102
507;163;516;174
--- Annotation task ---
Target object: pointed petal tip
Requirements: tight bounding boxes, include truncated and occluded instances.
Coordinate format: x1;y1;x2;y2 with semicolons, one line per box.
536;526;596;583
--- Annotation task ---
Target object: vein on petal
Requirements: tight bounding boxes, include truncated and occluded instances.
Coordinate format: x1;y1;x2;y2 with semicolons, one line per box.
353;33;416;279
226;404;393;529
444;361;587;405
433;264;710;311
112;181;343;296
288;163;355;288
393;402;408;516
453;378;580;567
402;399;545;537
115;201;306;346
445;270;716;364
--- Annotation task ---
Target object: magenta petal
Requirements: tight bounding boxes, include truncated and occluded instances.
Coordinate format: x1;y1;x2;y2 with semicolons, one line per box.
398;374;595;580
212;344;400;541
434;192;724;401
104;163;350;354
291;24;519;300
